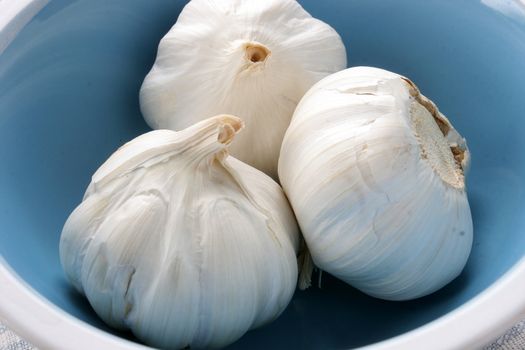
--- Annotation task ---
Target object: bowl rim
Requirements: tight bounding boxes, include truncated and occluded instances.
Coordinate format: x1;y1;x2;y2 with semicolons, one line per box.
0;0;48;55
0;260;152;350
1;257;525;350
1;1;525;349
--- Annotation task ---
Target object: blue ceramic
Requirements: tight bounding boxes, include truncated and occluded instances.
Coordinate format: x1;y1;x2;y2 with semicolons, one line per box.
1;0;525;349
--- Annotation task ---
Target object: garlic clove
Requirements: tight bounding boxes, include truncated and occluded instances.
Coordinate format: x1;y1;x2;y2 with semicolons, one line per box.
60;115;299;349
139;0;347;179
279;66;473;301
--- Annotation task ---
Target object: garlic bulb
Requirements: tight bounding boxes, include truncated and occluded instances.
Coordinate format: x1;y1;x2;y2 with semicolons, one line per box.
60;115;299;349
279;67;473;301
139;0;346;179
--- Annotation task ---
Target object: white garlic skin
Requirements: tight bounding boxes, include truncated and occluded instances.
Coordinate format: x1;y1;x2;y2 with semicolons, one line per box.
60;115;299;349
279;67;473;301
139;0;346;179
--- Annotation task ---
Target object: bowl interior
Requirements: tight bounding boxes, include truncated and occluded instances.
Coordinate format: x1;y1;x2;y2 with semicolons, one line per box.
1;0;525;348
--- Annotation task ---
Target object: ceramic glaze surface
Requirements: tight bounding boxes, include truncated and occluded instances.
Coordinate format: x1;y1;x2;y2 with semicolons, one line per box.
1;0;525;349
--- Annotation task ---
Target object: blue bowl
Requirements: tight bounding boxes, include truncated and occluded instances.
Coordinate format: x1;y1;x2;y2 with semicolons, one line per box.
1;0;525;349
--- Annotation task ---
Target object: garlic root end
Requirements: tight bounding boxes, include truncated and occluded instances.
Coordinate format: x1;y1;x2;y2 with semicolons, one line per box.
402;77;467;189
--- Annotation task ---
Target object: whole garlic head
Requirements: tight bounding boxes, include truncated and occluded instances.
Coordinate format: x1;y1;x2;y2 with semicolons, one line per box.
279;67;473;301
60;115;300;349
140;0;347;179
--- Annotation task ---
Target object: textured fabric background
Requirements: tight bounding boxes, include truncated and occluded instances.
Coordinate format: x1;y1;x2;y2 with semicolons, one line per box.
484;320;525;350
1;319;525;350
0;324;35;350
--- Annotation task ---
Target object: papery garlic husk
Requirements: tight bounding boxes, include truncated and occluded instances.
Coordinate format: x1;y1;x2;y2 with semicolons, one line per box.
278;66;473;301
139;0;347;179
59;115;300;349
